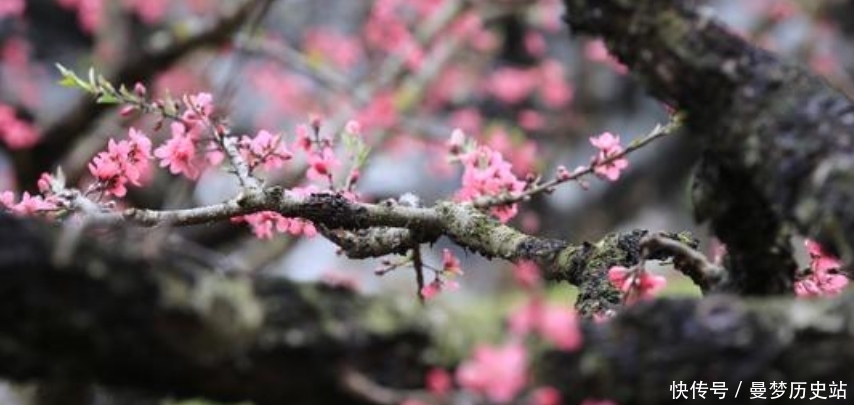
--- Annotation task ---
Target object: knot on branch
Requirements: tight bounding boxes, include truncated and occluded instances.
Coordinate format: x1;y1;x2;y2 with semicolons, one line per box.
302;193;368;230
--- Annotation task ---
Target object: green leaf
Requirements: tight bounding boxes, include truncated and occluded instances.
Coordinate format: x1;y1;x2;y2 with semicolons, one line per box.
96;93;120;104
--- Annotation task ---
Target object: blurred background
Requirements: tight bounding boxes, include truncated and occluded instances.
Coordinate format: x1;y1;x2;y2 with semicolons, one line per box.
1;0;853;402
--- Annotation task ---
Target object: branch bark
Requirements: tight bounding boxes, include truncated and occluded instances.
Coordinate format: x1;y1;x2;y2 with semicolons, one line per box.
72;187;694;316
1;214;852;405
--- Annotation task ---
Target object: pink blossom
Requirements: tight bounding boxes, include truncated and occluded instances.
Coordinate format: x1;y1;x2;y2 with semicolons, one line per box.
229;187;319;239
420;279;442;300
426;368;452;397
236;211;278;239
126;128;153;182
608;266;666;303
239;130;292;171
5;192;56;215
119;106;136;117
590;132;621;151
37;173;53;194
233;210;318;240
154;124;200;179
556;165;571;181
456;342;528;403
89;153;126;197
420;278;458;300
795;240;848;298
491;204;519;224
0;0;24;18
275;216;318;238
590;132;629;181
88;128;152;197
805;239;842;273
447;128;466;154
442;249;463;275
456;144;526;223
347;169;360;186
294;124;313;152
134;82;147;97
183;92;214;122
307;147;340;181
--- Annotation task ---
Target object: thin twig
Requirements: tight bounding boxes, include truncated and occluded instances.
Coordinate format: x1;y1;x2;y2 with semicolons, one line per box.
474;116;683;208
641;233;725;292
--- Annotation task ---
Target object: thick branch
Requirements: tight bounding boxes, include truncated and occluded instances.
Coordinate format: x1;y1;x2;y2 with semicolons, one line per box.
542;294;854;404
2;215;853;405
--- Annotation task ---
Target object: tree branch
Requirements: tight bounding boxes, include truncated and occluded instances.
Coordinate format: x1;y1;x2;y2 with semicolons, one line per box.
65;186;696;316
1;214;851;405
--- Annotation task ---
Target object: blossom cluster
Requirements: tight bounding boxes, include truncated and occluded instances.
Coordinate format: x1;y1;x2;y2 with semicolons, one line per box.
88;128;152;197
794;239;848;298
449;129;526;223
0;190;55;215
152;93;220;180
589;132;629;181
